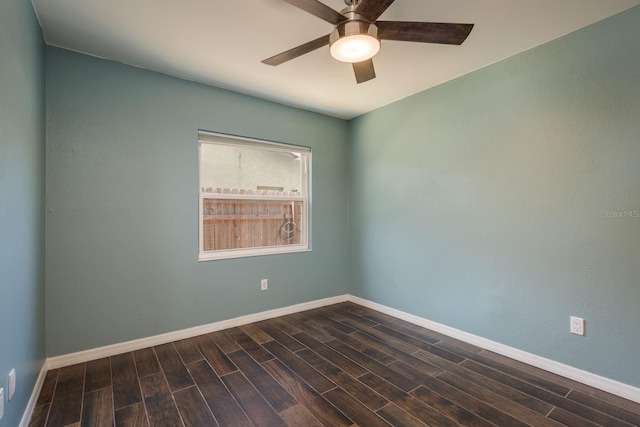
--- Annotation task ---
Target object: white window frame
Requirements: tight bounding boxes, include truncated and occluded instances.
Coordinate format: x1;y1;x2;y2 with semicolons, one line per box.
198;131;311;261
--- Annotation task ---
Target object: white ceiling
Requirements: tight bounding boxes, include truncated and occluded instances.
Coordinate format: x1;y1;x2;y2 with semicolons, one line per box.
33;0;640;119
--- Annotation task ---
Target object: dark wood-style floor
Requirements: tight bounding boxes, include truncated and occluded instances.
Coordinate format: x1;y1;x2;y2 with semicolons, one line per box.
30;302;640;427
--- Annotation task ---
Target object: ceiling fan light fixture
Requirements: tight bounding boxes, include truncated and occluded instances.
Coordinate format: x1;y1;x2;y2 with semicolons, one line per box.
263;0;475;84
330;21;380;63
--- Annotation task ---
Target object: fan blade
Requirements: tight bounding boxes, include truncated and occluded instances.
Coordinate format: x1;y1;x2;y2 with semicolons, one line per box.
353;59;376;84
262;34;330;66
282;0;345;25
355;0;395;22
377;21;474;45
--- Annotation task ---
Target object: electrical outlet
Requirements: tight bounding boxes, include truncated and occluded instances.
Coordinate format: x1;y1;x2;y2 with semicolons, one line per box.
8;369;15;400
261;279;268;291
570;316;585;336
0;387;4;421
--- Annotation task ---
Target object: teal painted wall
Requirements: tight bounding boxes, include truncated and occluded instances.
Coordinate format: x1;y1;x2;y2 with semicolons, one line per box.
45;47;349;356
349;6;640;386
0;0;46;424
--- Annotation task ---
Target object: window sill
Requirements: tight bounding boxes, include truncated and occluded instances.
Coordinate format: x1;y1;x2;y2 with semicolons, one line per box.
198;245;311;262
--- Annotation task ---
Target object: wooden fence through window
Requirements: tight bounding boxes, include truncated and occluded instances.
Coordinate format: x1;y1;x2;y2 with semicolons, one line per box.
202;197;302;251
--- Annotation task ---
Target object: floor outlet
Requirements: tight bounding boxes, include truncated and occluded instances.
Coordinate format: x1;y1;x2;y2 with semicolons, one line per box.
261;279;268;291
570;316;585;336
8;369;15;400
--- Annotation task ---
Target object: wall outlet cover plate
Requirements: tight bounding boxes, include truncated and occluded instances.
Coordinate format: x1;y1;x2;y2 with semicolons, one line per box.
570;316;585;336
8;369;15;400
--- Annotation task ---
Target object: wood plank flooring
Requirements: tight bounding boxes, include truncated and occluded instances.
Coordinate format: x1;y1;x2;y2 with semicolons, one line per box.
30;302;640;426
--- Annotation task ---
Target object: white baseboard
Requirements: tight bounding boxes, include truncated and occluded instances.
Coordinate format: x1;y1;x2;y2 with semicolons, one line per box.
39;293;640;409
348;295;640;404
19;360;48;427
47;294;350;369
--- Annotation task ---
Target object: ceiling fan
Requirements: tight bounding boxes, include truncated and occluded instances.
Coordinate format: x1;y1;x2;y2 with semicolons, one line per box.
262;0;474;84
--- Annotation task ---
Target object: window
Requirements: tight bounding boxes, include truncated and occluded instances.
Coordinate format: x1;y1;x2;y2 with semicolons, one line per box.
198;131;310;261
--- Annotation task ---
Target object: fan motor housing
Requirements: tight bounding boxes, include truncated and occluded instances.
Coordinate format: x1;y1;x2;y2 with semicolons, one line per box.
330;20;379;45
